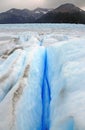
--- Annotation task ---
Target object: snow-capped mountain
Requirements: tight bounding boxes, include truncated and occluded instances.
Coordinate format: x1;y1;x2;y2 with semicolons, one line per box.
32;8;52;19
33;8;51;14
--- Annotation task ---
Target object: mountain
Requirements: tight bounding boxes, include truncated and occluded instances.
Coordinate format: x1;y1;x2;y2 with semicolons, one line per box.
0;4;85;24
0;8;51;23
0;8;34;23
32;8;52;19
54;3;82;13
37;3;85;24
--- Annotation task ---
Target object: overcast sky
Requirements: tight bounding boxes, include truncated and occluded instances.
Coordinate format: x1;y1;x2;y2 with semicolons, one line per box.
0;0;85;12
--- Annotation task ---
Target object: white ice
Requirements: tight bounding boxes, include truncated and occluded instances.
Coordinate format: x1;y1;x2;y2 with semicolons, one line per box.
0;24;85;130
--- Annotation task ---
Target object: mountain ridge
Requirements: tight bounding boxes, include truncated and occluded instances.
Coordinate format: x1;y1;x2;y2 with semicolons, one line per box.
0;3;85;24
37;3;85;24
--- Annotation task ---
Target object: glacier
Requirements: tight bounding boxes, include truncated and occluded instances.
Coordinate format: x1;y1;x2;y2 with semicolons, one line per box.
0;24;85;130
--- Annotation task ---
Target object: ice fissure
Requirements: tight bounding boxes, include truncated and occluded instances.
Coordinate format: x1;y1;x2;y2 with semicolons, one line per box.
41;48;51;130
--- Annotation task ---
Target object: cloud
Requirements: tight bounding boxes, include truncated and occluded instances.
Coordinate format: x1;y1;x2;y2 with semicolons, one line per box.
45;0;85;8
0;0;84;12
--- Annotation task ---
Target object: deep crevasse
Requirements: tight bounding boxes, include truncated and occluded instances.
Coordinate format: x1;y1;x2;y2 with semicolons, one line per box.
0;35;85;130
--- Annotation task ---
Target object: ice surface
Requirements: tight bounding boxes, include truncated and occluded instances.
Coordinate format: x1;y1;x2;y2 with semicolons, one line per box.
0;24;85;130
0;46;45;130
47;39;85;130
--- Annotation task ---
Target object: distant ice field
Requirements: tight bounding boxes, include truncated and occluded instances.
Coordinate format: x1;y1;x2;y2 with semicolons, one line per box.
0;24;85;41
0;24;85;48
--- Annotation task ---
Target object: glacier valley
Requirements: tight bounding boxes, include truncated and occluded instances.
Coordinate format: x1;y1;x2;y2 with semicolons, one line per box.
0;24;85;130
